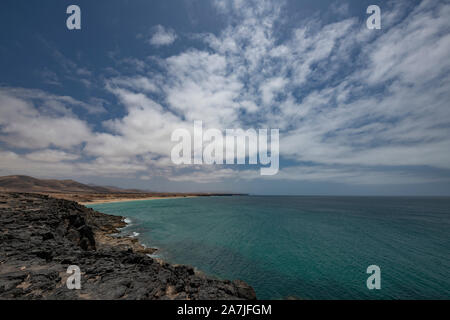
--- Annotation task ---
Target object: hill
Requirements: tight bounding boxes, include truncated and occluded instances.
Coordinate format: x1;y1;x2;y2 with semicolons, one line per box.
0;175;148;194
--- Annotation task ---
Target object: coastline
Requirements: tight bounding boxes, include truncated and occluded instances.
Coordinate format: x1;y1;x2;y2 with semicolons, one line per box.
0;192;256;300
80;195;197;205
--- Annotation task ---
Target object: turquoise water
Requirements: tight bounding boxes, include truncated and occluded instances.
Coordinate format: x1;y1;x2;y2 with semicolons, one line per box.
88;196;450;299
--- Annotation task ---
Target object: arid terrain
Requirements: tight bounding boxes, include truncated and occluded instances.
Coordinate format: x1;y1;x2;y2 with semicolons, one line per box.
0;175;245;204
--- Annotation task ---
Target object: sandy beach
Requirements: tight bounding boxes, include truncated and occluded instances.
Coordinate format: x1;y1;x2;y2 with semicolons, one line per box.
80;195;197;205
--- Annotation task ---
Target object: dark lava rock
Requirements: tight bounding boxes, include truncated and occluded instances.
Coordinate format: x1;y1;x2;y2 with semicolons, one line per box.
0;192;256;300
42;232;54;241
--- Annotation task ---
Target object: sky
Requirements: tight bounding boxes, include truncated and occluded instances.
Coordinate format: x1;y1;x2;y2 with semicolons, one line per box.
1;0;450;195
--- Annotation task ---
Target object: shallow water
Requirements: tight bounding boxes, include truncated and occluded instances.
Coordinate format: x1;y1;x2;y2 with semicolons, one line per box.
88;196;450;299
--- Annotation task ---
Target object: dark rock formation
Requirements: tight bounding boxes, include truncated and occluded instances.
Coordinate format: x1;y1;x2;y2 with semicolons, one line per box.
0;192;256;300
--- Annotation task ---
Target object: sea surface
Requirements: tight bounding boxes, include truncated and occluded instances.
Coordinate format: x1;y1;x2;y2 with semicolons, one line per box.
88;196;450;299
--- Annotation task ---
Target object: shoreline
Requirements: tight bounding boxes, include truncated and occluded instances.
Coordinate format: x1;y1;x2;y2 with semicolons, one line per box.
80;195;197;205
0;192;256;300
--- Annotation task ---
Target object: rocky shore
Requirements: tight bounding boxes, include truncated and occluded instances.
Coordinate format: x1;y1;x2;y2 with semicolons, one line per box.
0;192;256;300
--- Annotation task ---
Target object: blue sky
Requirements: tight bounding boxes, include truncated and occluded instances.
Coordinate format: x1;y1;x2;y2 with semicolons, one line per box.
1;0;450;195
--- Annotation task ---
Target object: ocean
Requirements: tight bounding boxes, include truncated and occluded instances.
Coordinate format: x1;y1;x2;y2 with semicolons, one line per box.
88;196;450;299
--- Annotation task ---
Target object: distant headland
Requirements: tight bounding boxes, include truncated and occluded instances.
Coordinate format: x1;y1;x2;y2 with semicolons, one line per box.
0;175;248;204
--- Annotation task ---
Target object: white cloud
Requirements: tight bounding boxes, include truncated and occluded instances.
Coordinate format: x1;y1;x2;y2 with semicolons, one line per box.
39;37;94;88
107;76;159;93
0;88;93;149
85;87;185;159
148;25;177;47
25;149;80;162
260;77;287;105
0;150;150;179
245;165;449;185
163;50;243;126
41;68;61;86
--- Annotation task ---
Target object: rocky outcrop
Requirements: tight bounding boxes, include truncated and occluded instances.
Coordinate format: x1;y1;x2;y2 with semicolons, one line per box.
0;192;256;300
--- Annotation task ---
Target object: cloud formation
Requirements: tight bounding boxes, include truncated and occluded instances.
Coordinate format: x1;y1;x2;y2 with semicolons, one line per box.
148;25;178;47
0;88;93;149
1;0;450;189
